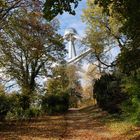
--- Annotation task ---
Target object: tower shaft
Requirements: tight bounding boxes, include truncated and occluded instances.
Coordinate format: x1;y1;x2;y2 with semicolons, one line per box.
68;35;76;59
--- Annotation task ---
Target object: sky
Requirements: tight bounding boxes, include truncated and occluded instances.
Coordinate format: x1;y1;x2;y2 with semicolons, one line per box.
57;0;87;36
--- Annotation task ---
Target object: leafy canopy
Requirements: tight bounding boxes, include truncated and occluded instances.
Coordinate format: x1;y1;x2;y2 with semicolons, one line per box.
82;0;124;69
0;7;66;94
95;0;140;49
43;0;81;20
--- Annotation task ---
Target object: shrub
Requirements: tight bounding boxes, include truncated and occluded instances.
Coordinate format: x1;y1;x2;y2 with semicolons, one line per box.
41;92;69;115
7;107;41;120
0;93;11;120
121;72;140;124
18;94;31;110
6;93;41;120
24;107;41;118
93;74;127;113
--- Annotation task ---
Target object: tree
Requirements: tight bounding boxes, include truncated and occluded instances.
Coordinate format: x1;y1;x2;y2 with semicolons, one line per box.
95;0;140;47
0;9;66;95
0;0;81;22
117;48;140;75
0;85;13;120
43;0;82;20
66;65;80;90
66;64;82;107
45;64;82;108
82;0;125;70
96;0;140;71
46;65;69;94
0;0;35;29
43;65;70;114
0;0;22;21
0;0;43;20
46;64;82;94
82;64;101;98
0;0;82;23
94;73;127;113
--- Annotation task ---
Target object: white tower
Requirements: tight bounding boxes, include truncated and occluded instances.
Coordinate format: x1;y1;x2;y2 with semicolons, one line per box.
64;28;92;64
64;28;78;59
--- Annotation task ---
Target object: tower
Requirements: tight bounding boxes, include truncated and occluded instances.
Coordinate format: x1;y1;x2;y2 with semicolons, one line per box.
64;27;92;64
64;28;78;59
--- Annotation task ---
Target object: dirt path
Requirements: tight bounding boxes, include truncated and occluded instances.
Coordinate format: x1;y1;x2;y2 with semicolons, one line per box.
61;106;124;140
0;106;139;140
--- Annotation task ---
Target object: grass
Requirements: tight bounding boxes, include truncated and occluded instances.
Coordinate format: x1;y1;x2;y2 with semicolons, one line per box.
108;121;133;134
100;113;140;139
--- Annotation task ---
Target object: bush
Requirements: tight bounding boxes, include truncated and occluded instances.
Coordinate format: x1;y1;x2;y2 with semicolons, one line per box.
0;92;25;120
0;88;41;120
18;94;31;110
0;93;11;120
41;92;69;115
6;107;41;120
6;93;41;120
121;72;140;124
24;107;41;118
93;74;127;113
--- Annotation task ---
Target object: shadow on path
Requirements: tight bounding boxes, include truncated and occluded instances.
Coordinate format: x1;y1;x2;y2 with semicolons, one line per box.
0;105;139;140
